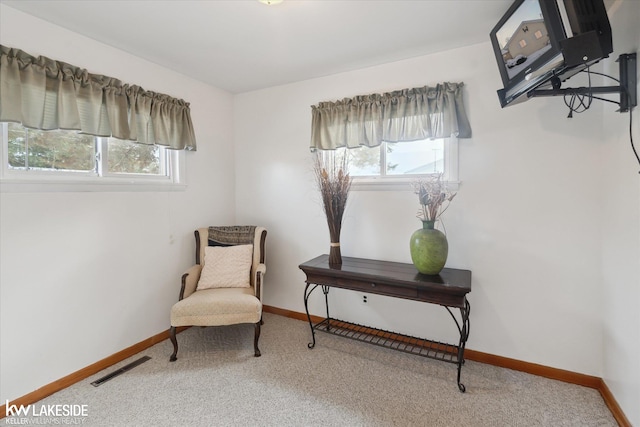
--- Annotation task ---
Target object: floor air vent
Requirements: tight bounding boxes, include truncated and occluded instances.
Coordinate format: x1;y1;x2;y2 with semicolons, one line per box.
90;356;151;387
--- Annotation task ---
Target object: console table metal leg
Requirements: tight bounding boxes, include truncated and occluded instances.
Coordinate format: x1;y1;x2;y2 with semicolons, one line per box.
456;299;471;392
445;298;471;392
322;285;331;330
304;282;319;349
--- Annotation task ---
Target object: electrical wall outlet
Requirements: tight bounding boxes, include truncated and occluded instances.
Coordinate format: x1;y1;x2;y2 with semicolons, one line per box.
362;294;368;305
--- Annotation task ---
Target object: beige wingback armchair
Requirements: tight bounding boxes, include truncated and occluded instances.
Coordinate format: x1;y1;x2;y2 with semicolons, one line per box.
169;226;267;361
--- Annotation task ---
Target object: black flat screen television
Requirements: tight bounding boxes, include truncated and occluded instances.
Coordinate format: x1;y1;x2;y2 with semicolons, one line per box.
490;0;613;107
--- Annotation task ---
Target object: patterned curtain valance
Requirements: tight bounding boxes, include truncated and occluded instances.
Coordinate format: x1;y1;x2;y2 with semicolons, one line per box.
310;82;471;151
0;45;196;150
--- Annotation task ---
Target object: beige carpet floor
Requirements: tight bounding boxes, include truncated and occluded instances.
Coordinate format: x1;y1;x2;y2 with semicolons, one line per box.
15;313;616;426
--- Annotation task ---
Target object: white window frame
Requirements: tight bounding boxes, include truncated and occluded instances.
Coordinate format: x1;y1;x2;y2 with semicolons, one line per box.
0;123;186;193
345;137;459;191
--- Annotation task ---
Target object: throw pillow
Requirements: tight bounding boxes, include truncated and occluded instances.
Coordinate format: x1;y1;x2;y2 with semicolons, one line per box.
197;244;253;290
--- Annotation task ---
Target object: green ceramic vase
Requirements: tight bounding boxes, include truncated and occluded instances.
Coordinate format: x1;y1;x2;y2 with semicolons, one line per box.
409;220;448;275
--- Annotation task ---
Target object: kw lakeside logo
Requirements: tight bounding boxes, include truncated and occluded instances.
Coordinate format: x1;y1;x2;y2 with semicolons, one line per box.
5;401;88;425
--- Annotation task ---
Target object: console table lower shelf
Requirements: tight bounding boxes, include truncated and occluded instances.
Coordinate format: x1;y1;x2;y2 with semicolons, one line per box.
310;317;464;364
299;255;472;392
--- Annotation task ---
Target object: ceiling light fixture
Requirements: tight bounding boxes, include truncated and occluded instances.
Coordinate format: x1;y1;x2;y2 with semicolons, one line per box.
258;0;283;5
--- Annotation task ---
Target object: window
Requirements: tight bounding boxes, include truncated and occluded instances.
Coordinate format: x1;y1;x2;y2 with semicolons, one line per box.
310;83;470;190
333;137;458;191
349;139;444;176
1;122;184;191
519;39;527;48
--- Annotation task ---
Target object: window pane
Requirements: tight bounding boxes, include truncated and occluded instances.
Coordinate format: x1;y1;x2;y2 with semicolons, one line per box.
346;146;381;176
107;138;163;175
8;124;96;172
386;139;444;175
2;123;181;185
7;123;27;169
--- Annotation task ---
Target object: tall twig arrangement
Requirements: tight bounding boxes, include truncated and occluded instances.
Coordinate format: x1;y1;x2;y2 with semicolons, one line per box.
313;151;352;266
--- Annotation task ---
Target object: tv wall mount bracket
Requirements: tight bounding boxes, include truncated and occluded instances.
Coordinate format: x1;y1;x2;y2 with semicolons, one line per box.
529;52;637;113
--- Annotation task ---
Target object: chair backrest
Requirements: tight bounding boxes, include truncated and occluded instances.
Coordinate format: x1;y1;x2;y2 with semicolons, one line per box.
194;226;267;286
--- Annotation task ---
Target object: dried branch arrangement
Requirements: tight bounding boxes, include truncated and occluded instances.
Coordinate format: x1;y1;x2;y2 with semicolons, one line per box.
313;151;352;266
411;173;456;223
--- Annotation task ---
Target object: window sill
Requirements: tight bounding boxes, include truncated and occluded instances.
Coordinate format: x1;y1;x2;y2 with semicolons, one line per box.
0;178;187;193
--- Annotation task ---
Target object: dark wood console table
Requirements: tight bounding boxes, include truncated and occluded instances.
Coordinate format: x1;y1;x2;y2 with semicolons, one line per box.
299;255;472;392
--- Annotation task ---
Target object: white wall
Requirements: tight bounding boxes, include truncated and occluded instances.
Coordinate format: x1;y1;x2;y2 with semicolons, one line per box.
0;5;236;403
601;1;640;425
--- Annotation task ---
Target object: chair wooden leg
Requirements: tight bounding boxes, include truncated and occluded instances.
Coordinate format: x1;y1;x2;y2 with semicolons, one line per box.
169;326;178;362
254;322;261;357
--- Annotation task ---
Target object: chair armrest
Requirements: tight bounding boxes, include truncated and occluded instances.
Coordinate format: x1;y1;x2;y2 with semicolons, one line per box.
254;263;266;301
179;264;202;301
